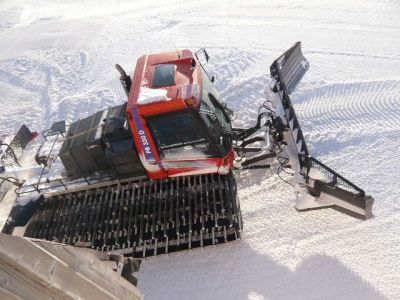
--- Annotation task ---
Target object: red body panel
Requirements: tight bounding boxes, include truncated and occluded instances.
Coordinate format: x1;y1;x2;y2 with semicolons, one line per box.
126;49;233;179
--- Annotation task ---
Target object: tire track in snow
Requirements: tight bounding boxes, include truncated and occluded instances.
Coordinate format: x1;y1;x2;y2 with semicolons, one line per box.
220;74;268;127
0;81;40;135
0;49;112;130
305;49;400;62
0;57;53;130
295;79;400;133
0;6;22;28
56;87;118;123
209;49;259;92
200;48;268;126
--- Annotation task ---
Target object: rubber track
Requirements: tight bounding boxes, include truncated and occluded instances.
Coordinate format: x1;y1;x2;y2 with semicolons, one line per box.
24;172;242;257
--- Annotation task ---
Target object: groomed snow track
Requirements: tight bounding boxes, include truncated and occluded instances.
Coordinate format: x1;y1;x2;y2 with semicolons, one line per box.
23;172;242;258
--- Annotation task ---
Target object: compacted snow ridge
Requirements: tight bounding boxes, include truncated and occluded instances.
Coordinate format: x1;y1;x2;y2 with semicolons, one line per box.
0;1;399;299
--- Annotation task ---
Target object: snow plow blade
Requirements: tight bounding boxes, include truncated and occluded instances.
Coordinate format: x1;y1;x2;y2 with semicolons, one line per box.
297;155;374;220
271;41;309;96
269;42;374;220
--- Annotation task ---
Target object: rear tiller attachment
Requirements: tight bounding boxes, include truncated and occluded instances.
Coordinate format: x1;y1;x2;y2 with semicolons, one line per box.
0;125;37;202
0;124;37;169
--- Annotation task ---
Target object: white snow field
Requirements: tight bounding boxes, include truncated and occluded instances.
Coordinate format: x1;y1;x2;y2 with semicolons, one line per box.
1;0;399;299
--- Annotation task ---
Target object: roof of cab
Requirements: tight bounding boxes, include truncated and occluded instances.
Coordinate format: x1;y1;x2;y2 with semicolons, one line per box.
127;49;202;116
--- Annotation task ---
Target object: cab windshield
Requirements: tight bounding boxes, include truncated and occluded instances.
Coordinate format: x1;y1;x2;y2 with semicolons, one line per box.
147;111;215;160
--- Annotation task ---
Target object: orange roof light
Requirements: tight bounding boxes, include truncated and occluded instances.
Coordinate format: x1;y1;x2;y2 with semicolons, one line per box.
184;98;196;107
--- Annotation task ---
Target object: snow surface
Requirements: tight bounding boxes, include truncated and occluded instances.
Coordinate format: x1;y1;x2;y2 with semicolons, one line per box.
0;0;399;299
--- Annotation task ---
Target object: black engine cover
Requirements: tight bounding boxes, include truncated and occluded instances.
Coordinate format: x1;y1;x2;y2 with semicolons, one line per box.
59;103;145;179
